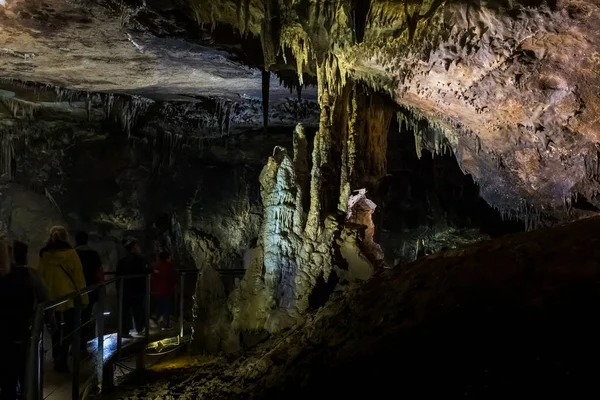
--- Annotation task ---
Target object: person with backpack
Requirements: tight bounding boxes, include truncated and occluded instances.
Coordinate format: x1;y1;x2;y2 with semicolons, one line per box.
151;251;177;330
38;226;88;373
75;231;104;351
0;238;49;399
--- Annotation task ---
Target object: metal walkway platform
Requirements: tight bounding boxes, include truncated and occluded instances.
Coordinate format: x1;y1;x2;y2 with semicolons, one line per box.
41;328;186;400
25;271;200;400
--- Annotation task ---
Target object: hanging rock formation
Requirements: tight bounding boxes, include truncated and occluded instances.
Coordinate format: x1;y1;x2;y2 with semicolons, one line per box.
3;0;600;221
186;0;600;224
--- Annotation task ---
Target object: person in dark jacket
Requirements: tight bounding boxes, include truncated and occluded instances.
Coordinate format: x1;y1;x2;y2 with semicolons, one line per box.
0;238;49;400
116;237;152;338
75;231;104;350
151;251;176;330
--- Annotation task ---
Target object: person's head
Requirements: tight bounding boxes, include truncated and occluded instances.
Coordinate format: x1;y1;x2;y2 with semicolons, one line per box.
122;237;140;255
158;250;172;262
0;236;11;277
13;240;28;266
48;226;69;245
75;231;89;247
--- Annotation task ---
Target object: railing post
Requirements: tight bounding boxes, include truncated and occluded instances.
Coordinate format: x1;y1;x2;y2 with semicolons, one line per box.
117;278;124;359
179;272;185;344
25;305;44;400
72;296;82;400
38;327;44;400
96;286;105;393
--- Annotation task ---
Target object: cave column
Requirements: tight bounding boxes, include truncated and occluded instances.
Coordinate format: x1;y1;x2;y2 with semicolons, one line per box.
339;83;361;212
304;63;332;240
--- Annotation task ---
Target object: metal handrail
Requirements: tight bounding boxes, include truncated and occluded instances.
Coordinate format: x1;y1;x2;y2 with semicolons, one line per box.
25;270;201;400
41;275;150;311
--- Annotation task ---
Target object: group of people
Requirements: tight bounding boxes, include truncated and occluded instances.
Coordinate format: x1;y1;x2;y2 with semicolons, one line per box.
0;226;177;400
117;237;177;338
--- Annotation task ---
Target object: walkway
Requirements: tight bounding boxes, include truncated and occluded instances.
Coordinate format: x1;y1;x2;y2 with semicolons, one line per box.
41;327;184;400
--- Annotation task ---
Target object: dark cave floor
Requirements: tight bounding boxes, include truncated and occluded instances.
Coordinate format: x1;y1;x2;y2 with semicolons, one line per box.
111;216;600;399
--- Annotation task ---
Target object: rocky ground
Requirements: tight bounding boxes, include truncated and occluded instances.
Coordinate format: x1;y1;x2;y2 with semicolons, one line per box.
109;215;600;399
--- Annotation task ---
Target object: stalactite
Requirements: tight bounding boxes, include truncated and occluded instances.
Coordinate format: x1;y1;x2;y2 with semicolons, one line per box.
0;98;38;119
398;108;455;159
363;93;392;183
213;98;234;137
280;24;313;85
260;0;279;69
262;69;270;134
236;0;243;28
105;93;115;119
0;79;156;136
117;95;153;137
353;0;370;43
85;93;92;121
493;200;543;231
0;131;14;179
244;0;251;34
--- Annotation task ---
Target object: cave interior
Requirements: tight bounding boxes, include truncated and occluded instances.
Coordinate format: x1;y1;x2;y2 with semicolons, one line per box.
2;0;600;397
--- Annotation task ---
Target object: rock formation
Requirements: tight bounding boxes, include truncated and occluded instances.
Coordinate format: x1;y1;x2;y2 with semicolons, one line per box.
4;0;597;353
187;0;600;224
228;79;395;333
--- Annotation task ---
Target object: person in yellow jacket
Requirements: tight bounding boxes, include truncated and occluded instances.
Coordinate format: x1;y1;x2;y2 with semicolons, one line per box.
38;226;88;373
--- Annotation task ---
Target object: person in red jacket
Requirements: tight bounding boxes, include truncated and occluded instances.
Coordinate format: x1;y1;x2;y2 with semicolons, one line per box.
151;251;176;330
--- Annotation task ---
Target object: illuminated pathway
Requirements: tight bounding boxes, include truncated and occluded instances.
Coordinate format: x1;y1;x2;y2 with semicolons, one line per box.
41;328;185;400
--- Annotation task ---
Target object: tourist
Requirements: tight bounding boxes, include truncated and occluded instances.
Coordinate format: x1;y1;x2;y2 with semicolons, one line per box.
0;237;49;399
116;237;152;337
38;226;89;373
75;231;104;351
152;250;176;330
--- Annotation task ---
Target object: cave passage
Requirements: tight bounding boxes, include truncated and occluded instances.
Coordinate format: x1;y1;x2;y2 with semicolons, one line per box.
376;115;525;265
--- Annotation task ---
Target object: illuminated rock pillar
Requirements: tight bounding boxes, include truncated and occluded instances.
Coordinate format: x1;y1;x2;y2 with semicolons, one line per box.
231;69;393;333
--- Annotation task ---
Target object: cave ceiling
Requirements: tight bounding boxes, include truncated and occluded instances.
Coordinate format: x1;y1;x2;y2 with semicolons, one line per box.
0;0;316;103
2;0;600;222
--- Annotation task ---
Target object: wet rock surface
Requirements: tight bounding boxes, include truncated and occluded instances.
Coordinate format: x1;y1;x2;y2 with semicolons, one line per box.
112;216;600;399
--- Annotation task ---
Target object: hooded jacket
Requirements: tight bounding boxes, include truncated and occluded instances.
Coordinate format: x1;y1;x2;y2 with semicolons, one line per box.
38;241;89;311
